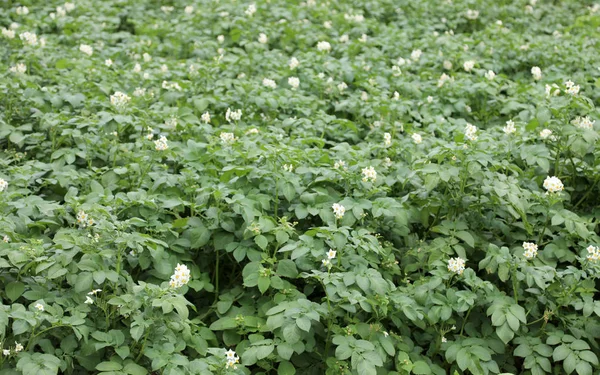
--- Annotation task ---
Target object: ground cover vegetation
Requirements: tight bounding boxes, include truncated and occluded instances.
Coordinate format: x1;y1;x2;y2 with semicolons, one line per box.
1;0;600;374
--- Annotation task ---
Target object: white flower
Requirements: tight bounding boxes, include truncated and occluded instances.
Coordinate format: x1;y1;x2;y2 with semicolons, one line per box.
245;3;257;16
503;120;516;135
412;133;422;144
383;332;389;337
16;6;29;15
392;65;402;76
79;44;93;56
441;336;448;343
443;60;452;70
2;349;9;356
522;242;538;259
334;160;347;170
566;85;580;96
544;84;560;97
332;203;345;219
88;289;102;295
64;2;75;12
361;91;369;101
283;164;294;172
410;49;422;61
427;96;434;103
76;210;94;228
464;124;478;141
245;128;259;135
2;235;9;243
14;343;23;353
448;257;466;275
169;263;191;288
383;157;392;167
154;135;168;151
337;82;348;92
161;6;174;13
327;249;337;260
393;91;400;100
540;128;553;139
465;9;479;19
317;41;331;52
9;63;26;74
323;21;332;29
543;176;563;194
201;112;211;123
288;77;300;89
84;296;94;304
463;60;475;72
133;87;146;97
142;53;152;62
359;34;368;42
572;116;595;129
339;34;349;43
105;59;113;67
161;64;169;73
531;66;542;80
263;78;277;89
2;28;15;39
289;57;299;69
258;33;268;44
225;349;240;369
438;73;452;87
361;166;377;182
586;245;600;262
226;108;242;123
19;31;38;46
185;5;194;14
220;132;236;144
485;70;496;80
165;117;178;128
133;63;142;73
35;303;44;312
110;91;131;107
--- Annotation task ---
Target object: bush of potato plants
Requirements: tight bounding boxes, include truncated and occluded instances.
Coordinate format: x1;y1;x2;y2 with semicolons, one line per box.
1;0;600;374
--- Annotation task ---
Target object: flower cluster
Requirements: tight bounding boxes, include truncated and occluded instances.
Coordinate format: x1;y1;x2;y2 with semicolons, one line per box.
245;3;257;16
438;73;452;87
35;303;44;312
332;203;345;219
322;249;337;267
2;27;15;39
571;116;595;130
225;349;240;369
262;78;277;89
383;132;392;146
201;112;211;123
522;242;538;259
448;257;466;275
283;164;294;172
154;135;168;151
110;91;131;108
220;132;236;144
317;41;331;52
565;80;580;95
258;33;268;44
463;60;475;72
76;210;94;227
545;83;560;97
225;108;242;123
9;63;26;74
540;128;553;139
361;166;377;182
503;120;516;135
20;31;38;46
543;176;564;194
531;66;542;80
485;70;496;80
464;124;478;141
289;57;300;69
169;263;191;288
412;133;422;144
333;160;346;170
288;77;299;89
586;245;600;262
79;44;93;56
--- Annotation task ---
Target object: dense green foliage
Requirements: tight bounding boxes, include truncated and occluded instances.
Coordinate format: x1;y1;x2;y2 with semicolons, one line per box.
1;0;600;374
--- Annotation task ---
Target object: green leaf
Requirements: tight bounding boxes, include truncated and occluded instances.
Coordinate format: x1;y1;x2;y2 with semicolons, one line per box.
257;276;270;294
123;362;148;375
209;317;237;330
455;231;475;247
6;281;25;301
277;260;298;278
553;345;571;361
296;316;311;332
496;322;514;344
256;345;274;360
277;343;294;360
278;361;296;375
412;361;432;374
96;361;123;371
255;235;268;250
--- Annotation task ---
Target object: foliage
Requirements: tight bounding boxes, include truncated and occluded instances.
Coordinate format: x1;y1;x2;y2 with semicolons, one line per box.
1;0;600;374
